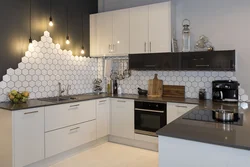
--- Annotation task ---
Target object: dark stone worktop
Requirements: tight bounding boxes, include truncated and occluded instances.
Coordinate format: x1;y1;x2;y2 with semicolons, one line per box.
157;100;250;151
1;93;250;151
0;94;202;111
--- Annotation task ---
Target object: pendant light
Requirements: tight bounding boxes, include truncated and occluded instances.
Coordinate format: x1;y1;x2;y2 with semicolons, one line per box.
80;12;85;55
28;0;33;49
66;1;70;45
49;0;53;26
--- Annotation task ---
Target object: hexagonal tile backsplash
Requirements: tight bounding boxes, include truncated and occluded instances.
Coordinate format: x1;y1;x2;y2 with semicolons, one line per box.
0;31;98;102
0;31;248;102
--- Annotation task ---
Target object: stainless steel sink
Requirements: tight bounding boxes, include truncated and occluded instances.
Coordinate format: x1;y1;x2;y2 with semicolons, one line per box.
39;96;77;102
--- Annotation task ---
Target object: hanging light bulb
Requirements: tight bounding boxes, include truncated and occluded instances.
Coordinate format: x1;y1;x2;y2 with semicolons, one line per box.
28;37;33;49
81;46;85;55
49;0;53;26
66;35;70;44
28;0;33;49
49;17;53;26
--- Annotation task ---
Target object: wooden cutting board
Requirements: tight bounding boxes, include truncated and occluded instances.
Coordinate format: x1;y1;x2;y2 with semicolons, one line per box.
148;74;163;98
163;85;185;98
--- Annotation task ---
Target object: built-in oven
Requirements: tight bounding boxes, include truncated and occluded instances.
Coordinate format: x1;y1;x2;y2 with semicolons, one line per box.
135;101;167;137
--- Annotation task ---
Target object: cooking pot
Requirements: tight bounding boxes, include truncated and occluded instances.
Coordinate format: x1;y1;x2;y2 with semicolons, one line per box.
138;88;148;96
212;109;238;122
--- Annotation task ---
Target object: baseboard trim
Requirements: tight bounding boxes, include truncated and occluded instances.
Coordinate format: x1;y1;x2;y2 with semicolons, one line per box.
108;135;158;152
26;136;109;167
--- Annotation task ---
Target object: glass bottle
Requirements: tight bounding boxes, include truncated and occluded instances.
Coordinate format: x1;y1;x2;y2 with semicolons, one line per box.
182;19;191;52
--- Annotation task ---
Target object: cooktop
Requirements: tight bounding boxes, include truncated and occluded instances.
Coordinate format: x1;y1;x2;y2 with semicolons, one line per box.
182;109;243;126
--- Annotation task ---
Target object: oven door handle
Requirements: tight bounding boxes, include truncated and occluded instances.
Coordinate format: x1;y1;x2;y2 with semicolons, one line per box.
135;108;165;113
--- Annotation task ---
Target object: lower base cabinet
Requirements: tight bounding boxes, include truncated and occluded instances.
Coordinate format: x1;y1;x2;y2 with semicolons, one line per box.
45;120;97;158
13;108;45;167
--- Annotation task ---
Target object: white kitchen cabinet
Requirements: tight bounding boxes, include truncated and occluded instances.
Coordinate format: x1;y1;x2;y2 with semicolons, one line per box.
130;1;174;54
13;107;44;167
112;9;130;56
90;14;97;57
149;2;172;53
96;98;110;138
111;99;134;139
45;100;96;132
45;120;96;158
167;103;197;124
96;11;113;56
130;5;149;54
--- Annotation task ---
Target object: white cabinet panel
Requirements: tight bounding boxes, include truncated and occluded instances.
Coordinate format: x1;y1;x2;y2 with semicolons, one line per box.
130;6;149;54
45;120;96;158
13;108;44;167
112;9;130;56
45;100;96;132
97;99;110;138
167;103;197;124
90;14;97;57
111;99;134;139
96;12;113;56
149;2;172;53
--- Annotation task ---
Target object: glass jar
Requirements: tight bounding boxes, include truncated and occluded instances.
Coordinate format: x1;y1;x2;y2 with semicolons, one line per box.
182;19;191;52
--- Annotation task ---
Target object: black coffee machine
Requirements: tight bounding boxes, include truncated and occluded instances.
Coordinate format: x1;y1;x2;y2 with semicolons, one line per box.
212;80;240;102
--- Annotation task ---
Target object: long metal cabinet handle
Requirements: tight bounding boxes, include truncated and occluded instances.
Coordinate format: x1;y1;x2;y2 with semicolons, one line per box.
150;42;152;52
135;108;165;113
109;44;111;53
196;65;210;67
144;42;147;52
70;127;80;131
113;44;115;52
24;111;38;115
117;100;126;103
99;100;107;103
70;104;80;108
176;105;188;108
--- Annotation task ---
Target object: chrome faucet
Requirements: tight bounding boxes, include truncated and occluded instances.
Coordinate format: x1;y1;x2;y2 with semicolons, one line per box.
58;82;65;97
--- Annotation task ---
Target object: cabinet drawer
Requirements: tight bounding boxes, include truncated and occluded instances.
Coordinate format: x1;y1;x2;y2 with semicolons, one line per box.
45;100;96;132
45;120;96;158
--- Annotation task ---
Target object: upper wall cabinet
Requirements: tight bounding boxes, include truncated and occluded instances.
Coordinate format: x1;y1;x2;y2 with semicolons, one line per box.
90;9;130;57
130;2;175;54
90;1;175;57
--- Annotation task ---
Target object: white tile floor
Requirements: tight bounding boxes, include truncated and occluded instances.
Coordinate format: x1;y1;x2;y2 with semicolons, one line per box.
50;142;158;167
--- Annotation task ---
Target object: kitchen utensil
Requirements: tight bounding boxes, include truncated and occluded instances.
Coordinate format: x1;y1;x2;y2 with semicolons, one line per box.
118;60;125;80
199;88;206;100
212;109;238;122
110;70;118;80
163;85;185;98
148;74;163;98
138;88;148;96
123;60;131;78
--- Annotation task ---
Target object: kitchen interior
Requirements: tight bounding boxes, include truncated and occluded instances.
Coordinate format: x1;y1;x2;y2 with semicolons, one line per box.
0;0;250;167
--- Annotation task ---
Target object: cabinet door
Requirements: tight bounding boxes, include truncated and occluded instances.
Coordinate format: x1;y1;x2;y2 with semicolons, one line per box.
45;120;96;158
112;9;130;56
181;52;212;70
111;99;134;139
97;99;110;138
45;100;96;132
210;50;235;71
13;108;44;167
90;14;97;57
149;2;172;53
96;12;113;56
130;6;149;54
167;103;197;124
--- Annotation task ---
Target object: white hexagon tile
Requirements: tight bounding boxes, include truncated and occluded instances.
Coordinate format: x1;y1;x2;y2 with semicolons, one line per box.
0;31;98;102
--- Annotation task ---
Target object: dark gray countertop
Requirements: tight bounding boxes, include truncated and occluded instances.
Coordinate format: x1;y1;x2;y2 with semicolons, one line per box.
0;94;201;111
157;101;250;151
1;93;250;151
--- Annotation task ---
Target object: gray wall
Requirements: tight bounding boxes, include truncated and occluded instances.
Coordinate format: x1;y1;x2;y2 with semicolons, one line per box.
98;0;169;12
98;0;250;97
0;0;97;80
